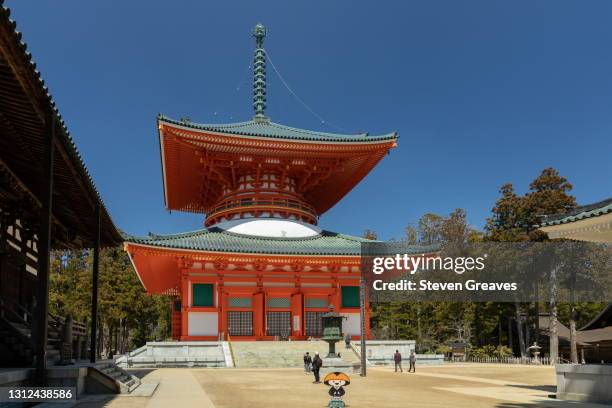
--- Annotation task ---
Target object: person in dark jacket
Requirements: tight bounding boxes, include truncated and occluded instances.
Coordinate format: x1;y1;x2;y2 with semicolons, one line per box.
312;352;323;383
303;352;312;373
393;349;403;372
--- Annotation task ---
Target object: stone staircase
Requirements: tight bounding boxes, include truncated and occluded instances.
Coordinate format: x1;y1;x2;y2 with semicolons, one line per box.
93;361;141;393
115;341;227;368
230;340;361;368
0;318;61;367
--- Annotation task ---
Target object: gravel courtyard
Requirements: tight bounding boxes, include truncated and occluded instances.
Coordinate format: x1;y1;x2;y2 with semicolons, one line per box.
70;364;610;408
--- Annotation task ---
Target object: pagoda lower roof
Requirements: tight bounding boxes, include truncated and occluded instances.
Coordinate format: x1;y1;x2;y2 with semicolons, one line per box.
159;115;398;143
123;228;438;256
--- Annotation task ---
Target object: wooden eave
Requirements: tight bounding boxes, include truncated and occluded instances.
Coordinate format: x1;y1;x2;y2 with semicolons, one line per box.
158;122;396;215
0;2;122;248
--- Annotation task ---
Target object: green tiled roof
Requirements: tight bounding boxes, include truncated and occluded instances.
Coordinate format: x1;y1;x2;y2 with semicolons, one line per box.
539;198;612;227
123;228;436;256
158;115;398;143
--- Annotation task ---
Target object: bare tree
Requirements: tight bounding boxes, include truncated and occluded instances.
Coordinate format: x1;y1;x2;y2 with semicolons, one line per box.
549;263;560;364
515;302;527;358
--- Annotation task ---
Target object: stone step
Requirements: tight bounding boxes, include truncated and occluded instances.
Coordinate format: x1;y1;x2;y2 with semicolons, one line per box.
230;341;360;368
104;370;120;378
92;362;142;394
117;374;130;383
94;362;112;370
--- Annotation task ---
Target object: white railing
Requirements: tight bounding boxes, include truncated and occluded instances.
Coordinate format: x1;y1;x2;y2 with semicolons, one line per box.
467;356;552;365
114;344;148;365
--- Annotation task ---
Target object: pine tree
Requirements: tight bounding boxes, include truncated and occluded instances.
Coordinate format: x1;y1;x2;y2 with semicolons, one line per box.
484;168;577;361
49;247;171;357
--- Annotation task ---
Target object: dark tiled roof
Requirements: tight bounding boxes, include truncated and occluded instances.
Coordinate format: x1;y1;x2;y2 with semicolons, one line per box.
577;326;612;344
124;228;438;256
0;1;121;247
580;304;612;331
539;198;612;227
158;115;398;143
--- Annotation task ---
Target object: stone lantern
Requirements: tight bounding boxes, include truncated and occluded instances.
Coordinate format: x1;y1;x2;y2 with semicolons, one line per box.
528;342;542;363
318;306;361;375
321;305;345;358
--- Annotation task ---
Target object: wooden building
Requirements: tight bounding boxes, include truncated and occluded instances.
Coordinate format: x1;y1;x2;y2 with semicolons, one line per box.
539;198;612;243
0;0;121;382
539;198;612;363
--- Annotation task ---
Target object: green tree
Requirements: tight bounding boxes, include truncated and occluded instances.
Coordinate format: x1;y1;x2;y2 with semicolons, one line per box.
484;167;578;361
49;247;171;358
362;229;378;240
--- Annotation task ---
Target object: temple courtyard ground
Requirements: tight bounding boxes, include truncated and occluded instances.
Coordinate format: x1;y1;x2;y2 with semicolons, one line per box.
66;364;609;408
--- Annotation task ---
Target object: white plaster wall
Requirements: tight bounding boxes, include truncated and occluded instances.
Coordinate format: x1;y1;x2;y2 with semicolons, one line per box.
341;313;360;336
216;219;321;238
188;312;218;336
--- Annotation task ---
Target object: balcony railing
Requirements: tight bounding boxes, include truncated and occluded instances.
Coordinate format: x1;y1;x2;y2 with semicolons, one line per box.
205;197;318;226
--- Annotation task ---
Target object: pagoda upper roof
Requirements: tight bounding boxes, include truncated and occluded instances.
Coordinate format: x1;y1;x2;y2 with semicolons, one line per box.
159;114;398;143
157;114;399;216
124;227;438;256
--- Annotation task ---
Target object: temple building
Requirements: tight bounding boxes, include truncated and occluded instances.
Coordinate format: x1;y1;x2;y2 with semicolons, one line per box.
539;198;612;243
539;197;612;363
124;24;428;341
0;0;121;378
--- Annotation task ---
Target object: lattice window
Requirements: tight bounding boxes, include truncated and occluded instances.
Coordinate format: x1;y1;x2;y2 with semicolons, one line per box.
305;298;327;309
266;311;291;337
229;297;252;308
267;297;290;308
228;311;253;336
305;311;325;337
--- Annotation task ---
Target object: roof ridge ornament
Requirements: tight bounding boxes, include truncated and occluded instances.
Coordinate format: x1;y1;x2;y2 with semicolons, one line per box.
252;23;269;122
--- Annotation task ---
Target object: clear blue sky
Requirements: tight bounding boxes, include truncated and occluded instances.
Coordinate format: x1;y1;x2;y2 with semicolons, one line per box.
8;1;612;240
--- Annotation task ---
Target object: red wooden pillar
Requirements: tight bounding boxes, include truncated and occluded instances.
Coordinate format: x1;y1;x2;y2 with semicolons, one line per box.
290;292;303;338
180;276;189;339
253;292;264;338
220;291;228;339
331;280;341;311
171;300;181;340
216;283;223;339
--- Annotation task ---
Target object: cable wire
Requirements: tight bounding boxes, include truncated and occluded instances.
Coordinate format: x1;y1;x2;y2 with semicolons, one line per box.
265;49;349;133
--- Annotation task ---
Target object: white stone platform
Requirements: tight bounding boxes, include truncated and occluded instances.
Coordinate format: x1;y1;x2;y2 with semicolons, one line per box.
556;363;612;404
115;341;227;368
114;339;444;369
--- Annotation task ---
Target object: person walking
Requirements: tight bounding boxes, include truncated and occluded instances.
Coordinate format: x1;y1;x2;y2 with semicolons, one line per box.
408;350;416;373
312;352;323;383
344;333;351;349
393;349;403;373
303;352;312;373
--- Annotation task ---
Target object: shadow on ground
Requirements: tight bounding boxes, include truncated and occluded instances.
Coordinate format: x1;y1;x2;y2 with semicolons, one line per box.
506;384;556;393
124;368;156;379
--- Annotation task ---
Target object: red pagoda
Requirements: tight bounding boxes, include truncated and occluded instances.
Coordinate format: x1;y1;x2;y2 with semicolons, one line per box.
124;24;406;341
